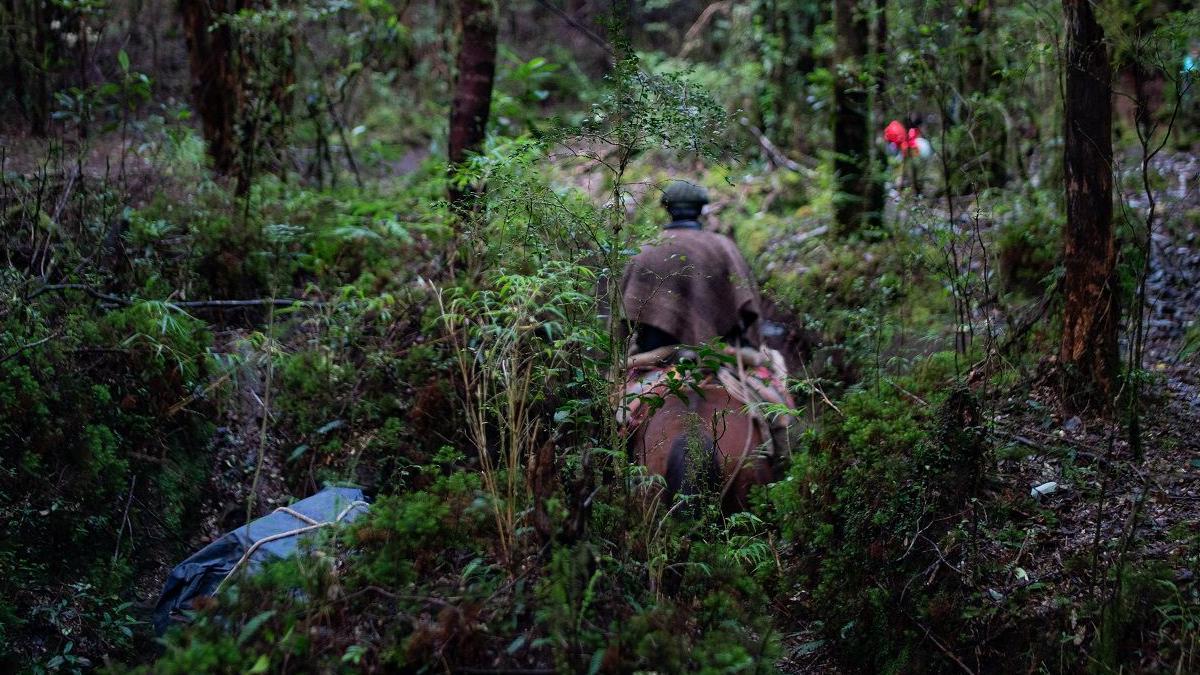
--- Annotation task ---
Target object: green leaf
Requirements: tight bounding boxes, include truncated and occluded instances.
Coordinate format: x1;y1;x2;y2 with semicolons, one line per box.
794;639;826;656
248;654;270;674
316;419;345;435
118;49;130;73
341;645;366;664
461;556;485;582
587;648;605;675
506;634;526;655
238;610;276;646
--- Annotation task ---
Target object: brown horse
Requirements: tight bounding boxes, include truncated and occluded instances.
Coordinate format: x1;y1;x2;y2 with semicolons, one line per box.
630;380;773;513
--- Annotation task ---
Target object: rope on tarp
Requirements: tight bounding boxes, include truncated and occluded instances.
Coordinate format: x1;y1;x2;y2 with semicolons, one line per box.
215;500;368;592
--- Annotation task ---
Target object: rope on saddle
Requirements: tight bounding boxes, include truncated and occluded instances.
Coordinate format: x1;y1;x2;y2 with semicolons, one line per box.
715;346;798;501
711;348;791;434
719;347;759;502
619;344;794;458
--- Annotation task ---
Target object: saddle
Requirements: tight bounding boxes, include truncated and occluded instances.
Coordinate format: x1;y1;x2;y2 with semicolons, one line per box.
617;344;796;463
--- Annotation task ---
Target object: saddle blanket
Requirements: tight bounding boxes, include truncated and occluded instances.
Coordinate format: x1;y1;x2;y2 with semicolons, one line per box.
616;345;796;440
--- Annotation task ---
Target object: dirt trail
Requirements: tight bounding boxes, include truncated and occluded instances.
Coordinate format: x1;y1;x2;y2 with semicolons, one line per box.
1139;153;1200;402
194;329;292;542
131;329;292;613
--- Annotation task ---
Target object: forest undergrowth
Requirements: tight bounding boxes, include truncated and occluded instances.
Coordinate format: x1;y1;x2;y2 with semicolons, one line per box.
2;2;1199;674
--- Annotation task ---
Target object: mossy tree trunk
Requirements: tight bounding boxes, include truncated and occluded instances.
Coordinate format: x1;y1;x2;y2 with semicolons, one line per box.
865;0;887;229
236;9;296;196
763;0;821;151
833;0;872;233
181;0;294;196
1;0;53;136
448;0;497;211
1060;0;1118;409
962;0;1007;189
181;0;248;178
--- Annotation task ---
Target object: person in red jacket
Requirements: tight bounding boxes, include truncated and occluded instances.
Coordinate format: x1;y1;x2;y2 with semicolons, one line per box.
884;118;932;159
883;117;933;192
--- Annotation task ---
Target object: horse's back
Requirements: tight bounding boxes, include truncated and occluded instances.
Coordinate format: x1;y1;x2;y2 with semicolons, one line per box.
631;382;770;511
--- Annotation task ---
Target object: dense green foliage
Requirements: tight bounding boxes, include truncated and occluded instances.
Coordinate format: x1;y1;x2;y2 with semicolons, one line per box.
2;1;1198;673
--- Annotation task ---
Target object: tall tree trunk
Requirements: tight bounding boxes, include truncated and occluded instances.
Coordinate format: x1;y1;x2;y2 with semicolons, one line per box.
833;0;871;233
180;0;248;177
181;0;293;196
1060;0;1117;409
236;12;296;196
864;0;887;229
768;1;790;142
962;0;1007;189
766;0;819;151
448;0;497;210
1;0;52;135
962;0;987;98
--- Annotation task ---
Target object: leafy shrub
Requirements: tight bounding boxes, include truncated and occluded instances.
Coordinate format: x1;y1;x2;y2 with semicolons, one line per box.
0;255;213;669
993;190;1062;296
347;471;486;588
769;375;988;673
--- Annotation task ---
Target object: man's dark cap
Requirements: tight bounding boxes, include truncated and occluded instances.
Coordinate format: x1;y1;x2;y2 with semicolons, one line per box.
660;180;709;210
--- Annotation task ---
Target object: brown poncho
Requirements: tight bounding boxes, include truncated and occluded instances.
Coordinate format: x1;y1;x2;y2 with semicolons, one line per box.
620;228;762;348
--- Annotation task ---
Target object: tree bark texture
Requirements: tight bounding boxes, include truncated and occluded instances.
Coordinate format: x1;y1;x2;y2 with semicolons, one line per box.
448;0;497;208
1;0;52;135
833;0;872;233
764;0;820;151
962;0;988;98
962;0;1007;188
180;0;249;177
1060;0;1118;408
864;0;887;229
180;0;294;196
235;10;296;196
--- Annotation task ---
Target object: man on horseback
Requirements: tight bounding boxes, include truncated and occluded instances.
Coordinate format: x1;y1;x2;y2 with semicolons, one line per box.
620;179;764;355
617;179;794;508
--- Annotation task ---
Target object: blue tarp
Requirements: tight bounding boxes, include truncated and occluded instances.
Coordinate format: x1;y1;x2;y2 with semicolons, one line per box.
152;486;369;635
